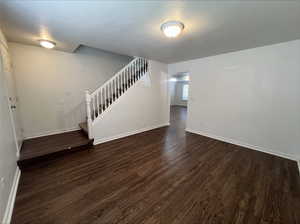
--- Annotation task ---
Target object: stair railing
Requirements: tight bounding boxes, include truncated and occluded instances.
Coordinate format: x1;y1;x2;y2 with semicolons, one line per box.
85;57;149;139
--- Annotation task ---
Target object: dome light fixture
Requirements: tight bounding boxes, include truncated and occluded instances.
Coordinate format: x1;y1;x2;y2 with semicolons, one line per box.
161;21;184;38
39;40;56;49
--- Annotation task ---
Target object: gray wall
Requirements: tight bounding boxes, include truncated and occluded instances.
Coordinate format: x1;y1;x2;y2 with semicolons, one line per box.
169;40;300;160
9;42;133;138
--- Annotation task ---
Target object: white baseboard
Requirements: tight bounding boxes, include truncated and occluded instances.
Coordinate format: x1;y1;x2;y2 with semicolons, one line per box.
24;127;80;140
2;167;21;224
94;123;170;145
186;128;298;162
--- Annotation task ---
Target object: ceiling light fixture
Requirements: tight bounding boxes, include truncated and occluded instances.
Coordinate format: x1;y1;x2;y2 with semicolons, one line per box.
39;40;56;49
161;21;184;38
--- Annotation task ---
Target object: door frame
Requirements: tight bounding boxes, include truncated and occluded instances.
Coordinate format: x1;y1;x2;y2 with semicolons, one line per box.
0;44;21;158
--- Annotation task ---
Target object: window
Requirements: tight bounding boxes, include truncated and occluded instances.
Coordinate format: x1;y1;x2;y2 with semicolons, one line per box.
182;84;189;101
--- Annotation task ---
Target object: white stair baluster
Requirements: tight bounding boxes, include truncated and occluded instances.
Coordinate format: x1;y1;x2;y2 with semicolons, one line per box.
125;67;129;89
118;74;120;96
112;79;114;101
110;82;113;102
138;58;141;78
104;85;107;108
128;66;130;86
135;60;137;81
114;78;117;99
125;69;127;87
123;70;126;90
118;75;120;95
99;88;102;113
109;82;111;104
93;95;96;119
131;61;133;82
102;87;104;110
132;61;135;82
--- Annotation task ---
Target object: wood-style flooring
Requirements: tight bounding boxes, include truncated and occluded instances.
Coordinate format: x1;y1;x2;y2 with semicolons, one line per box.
12;106;300;223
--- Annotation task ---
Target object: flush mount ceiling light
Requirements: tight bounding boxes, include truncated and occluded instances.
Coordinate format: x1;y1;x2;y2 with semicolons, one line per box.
39;40;56;49
161;21;184;38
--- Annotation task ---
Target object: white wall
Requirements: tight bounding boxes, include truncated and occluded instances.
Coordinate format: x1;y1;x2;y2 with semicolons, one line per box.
169;81;176;106
9;42;132;138
169;40;300;160
0;29;19;223
93;60;170;144
170;81;188;107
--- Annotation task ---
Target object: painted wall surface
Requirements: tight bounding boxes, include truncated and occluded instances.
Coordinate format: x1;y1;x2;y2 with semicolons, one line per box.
169;40;300;160
9;42;132;138
170;81;188;107
0;29;18;222
169;81;176;106
93;60;170;144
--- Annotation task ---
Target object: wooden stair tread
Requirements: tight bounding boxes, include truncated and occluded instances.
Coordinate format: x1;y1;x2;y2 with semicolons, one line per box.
18;130;93;167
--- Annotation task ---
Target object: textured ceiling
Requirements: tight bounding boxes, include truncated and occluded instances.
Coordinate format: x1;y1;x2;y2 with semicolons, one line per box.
1;1;300;63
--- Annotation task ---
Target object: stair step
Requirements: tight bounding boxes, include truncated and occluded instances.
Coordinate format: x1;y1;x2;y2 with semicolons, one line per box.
18;130;93;169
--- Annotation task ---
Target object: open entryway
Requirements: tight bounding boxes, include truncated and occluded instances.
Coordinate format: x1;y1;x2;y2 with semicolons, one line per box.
169;72;189;128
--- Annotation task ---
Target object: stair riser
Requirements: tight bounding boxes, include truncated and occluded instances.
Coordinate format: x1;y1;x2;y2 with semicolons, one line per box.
18;141;93;170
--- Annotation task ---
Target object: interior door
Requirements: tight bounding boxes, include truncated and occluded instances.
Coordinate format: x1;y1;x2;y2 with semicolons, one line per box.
0;45;22;154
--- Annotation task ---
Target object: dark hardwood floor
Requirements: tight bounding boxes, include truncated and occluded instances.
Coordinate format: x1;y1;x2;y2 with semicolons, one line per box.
12;106;300;223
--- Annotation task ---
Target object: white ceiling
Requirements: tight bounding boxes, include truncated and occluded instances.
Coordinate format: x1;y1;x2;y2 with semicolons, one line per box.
1;1;300;63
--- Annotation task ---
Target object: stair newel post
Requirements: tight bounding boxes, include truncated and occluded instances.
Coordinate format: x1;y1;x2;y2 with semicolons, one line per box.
85;90;93;140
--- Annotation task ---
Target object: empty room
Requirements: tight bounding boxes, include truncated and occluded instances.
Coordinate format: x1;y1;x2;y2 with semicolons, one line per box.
0;1;299;223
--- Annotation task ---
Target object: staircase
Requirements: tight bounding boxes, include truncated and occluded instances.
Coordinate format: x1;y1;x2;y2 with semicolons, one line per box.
79;57;149;140
18;57;149;169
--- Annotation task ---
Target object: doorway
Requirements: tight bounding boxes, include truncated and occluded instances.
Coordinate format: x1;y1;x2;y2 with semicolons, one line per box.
168;72;189;128
0;44;23;156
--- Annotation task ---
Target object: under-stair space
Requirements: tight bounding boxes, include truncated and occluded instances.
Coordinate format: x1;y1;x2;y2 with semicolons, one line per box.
18;57;149;169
